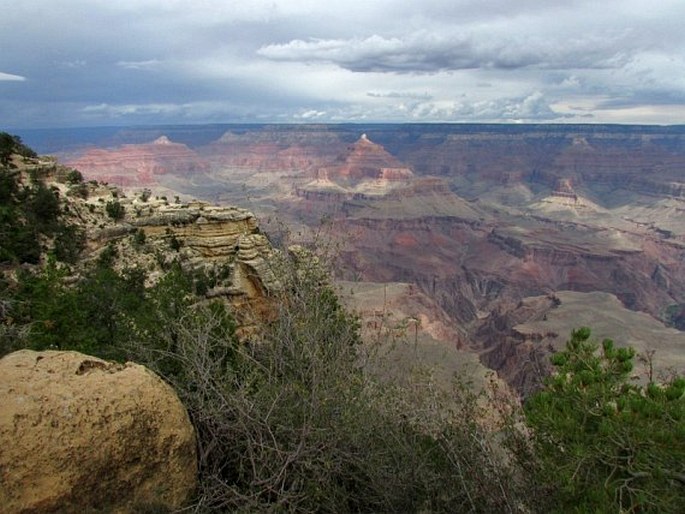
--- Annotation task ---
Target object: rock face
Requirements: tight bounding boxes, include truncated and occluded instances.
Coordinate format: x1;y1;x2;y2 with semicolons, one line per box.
128;202;280;333
0;350;197;513
199;128;345;171
294;135;457;214
3;160;281;342
474;291;685;396
46;178;281;337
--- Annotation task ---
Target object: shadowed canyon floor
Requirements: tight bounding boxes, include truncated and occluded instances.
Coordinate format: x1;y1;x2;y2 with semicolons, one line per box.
27;123;685;394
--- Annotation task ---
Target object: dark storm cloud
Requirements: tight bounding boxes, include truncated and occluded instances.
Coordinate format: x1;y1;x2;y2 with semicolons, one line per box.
257;32;630;73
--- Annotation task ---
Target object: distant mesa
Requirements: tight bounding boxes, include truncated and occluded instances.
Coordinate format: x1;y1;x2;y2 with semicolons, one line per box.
294;134;474;222
297;134;422;200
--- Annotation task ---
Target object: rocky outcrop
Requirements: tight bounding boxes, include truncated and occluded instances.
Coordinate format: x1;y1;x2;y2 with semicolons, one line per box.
47;178;282;336
130;203;281;312
2;158;284;343
0;350;197;513
132;203;259;260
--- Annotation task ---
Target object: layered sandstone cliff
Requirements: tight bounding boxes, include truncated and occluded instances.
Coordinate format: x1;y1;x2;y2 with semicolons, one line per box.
199;128;345;172
24;163;282;337
322;133;412;182
294;135;463;219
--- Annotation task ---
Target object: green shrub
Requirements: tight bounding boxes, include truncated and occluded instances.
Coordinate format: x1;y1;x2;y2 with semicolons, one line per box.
525;327;685;513
68;182;89;199
27;183;61;231
132;228;146;248
0;132;36;166
0;166;63;264
53;224;86;264
105;200;125;221
169;234;182;251
65;169;84;184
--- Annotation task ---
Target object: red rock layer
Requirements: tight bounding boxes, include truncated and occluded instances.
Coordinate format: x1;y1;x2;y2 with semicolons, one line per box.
67;136;208;187
199;130;345;172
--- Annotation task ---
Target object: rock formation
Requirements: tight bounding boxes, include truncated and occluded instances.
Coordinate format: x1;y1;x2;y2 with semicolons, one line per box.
35;123;685;394
66;136;208;187
6;160;281;340
323;133;412;182
198;128;345;172
0;349;197;513
294;134;459;216
94;197;279;336
128;202;279;331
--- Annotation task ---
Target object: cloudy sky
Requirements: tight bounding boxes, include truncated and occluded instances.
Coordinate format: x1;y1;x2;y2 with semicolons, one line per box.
2;0;685;128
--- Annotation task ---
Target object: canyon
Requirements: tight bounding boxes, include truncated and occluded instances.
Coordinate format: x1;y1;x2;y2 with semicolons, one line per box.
24;123;685;395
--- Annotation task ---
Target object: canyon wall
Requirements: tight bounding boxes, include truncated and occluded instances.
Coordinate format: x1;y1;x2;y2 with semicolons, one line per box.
45;124;685;394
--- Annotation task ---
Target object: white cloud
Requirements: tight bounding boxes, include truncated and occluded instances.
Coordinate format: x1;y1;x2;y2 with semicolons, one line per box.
116;59;162;71
297;109;326;119
81;102;181;117
367;91;433;100
0;72;26;81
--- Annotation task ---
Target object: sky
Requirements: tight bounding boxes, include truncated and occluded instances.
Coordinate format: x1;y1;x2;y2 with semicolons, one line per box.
2;0;685;128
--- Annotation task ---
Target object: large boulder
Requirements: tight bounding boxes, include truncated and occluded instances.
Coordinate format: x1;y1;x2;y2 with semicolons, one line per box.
0;350;197;513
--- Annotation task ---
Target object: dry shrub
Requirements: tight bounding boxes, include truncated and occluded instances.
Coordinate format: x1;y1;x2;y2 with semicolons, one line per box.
135;238;535;513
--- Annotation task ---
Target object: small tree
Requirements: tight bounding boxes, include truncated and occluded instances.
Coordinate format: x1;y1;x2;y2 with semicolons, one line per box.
105;200;125;221
53;225;86;264
168;234;182;251
65;169;84;185
525;327;685;513
0;132;35;166
132;229;146;248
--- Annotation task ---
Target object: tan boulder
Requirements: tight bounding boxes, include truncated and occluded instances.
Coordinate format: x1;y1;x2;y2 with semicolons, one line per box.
0;350;197;513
